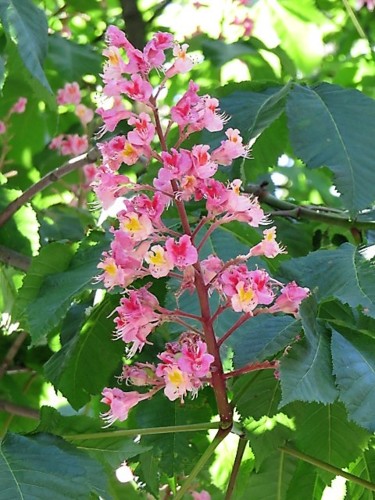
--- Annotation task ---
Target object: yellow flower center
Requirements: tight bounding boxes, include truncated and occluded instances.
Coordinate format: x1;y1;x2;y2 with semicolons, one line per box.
238;284;255;303
103;260;117;276
167;368;185;386
149;250;166;266
123;215;142;233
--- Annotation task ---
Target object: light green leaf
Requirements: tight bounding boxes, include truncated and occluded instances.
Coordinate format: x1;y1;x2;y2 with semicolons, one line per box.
332;329;375;431
0;0;53;105
44;294;124;410
287;402;371;468
280;243;375;319
347;447;375;500
287;83;375;212
279;296;338;405
0;432;107;499
230;315;301;369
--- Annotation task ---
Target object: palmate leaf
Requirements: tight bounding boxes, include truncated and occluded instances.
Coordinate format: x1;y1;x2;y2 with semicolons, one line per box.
279;296;338;406
0;432;107;499
331;329;375;432
232;370;282;420
286;83;375;212
280;243;375;318
232;448;297;500
131;390;214;478
230;315;301;369
16;231;108;345
286;402;370;468
0;0;54;106
37;406;150;468
44;294;124;410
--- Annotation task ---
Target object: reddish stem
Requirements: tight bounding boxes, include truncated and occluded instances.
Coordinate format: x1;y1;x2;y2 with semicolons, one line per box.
224;360;279;379
217;313;252;348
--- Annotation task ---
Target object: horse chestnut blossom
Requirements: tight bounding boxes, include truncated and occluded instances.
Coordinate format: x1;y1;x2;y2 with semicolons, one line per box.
94;25;309;424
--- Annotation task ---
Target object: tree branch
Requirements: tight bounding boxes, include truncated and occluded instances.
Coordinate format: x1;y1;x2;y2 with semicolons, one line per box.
0;147;99;228
0;400;39;420
119;0;146;49
245;183;375;230
0;245;31;271
0;331;28;379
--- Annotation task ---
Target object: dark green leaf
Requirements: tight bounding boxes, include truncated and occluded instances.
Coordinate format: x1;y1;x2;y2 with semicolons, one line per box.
286;462;326;500
0;432;107;499
232;370;281;420
332;329;375;431
287;402;370;468
279;296;338;405
280;244;375;318
287;83;375;212
0;0;53;105
44;294;124;410
37;406;150;468
230;315;301;369
347;447;375;500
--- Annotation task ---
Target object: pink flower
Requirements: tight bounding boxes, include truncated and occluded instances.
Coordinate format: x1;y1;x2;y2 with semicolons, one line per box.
165;235;198;268
231;281;258;313
0;121;7;135
250;227;286;258
191;144;217;179
127;112;155;146
119;211;153;241
11;97;27;114
166;43;194;78
56;82;81;105
178;340;214;378
144;32;174;69
101;388;147;426
96;97;133;134
163;366;194;402
60;134;88;156
122;74;153;103
211;128;249;166
200;254;223;285
75;104;94;125
248;269;274;305
105;25;132;49
192;491;211;500
270;282;309;315
97;255;126;289
145;245;174;278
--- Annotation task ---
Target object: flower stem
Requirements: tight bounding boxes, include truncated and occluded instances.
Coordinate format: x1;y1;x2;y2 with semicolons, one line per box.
217;313;252;348
225;437;248;500
280;446;375;493
224;360;278;379
64;421;220;441
175;428;231;500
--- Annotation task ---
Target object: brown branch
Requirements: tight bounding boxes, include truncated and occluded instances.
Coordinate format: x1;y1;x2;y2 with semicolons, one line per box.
0;331;28;379
224;360;279;379
119;0;146;49
0;245;31;271
245;183;375;230
225;437;248;500
0;400;39;420
0;147;99;228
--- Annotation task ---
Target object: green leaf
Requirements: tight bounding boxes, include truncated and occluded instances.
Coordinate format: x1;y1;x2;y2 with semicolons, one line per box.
232;448;297;500
331;329;375;432
46;34;102;81
131;390;213;477
232;370;282;420
44;294;124;410
280;244;375;319
230;315;301;369
0;0;53;106
37;406;150;468
287;402;371;469
347;447;375;500
18;231;108;345
0;187;39;256
279;296;338;405
286;462;326;500
286;83;375;212
0;432;107;499
244;413;295;470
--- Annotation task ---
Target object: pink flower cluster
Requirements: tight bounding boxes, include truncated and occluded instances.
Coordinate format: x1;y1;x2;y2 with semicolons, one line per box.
101;333;214;425
95;26;309;425
0;97;28;136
